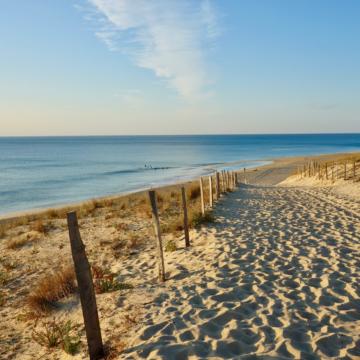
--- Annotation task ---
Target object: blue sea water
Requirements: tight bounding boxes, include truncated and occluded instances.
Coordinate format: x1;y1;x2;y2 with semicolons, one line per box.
0;134;359;215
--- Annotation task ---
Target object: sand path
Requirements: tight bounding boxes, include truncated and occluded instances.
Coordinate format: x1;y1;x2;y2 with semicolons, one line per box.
124;184;360;359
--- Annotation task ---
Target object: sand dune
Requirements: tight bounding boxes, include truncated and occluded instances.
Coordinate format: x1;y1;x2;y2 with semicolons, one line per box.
123;184;360;359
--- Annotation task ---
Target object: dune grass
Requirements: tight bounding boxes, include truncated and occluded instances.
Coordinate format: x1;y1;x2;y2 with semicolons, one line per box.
27;266;76;314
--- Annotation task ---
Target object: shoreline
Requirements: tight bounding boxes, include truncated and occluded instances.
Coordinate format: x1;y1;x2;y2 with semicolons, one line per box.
1;150;359;223
0;159;270;222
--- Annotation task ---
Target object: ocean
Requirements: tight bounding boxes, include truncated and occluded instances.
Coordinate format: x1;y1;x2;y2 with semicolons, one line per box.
1;134;359;215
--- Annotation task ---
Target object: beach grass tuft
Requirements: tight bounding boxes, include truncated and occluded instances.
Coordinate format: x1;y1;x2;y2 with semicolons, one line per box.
92;265;133;294
32;319;81;355
6;232;41;250
27;266;76;313
165;239;177;252
191;211;215;228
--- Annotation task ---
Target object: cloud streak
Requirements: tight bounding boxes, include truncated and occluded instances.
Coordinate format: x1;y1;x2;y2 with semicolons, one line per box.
87;0;219;99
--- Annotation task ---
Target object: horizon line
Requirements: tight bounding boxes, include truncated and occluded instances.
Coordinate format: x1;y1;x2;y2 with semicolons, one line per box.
0;132;360;138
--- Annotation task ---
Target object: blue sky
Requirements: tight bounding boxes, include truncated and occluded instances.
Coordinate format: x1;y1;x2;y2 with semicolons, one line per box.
1;0;359;135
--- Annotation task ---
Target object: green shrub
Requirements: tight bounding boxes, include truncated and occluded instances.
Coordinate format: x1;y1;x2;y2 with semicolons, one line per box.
32;319;80;355
191;211;215;227
95;278;133;294
165;240;177;252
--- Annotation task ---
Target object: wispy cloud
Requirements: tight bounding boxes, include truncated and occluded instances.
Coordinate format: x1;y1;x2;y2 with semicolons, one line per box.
114;89;143;105
86;0;220;100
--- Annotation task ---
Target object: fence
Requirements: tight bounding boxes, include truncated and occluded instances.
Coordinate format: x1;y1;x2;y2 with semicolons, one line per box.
65;169;240;359
297;158;360;182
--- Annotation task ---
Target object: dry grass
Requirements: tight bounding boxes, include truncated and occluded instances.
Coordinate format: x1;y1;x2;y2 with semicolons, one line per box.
189;185;201;200
111;233;142;257
30;220;48;234
0;225;7;239
27;266;76;313
6;231;41;250
0;271;9;286
0;291;5;306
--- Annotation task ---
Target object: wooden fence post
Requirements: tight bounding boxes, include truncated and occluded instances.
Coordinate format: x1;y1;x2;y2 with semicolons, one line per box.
67;211;104;360
353;161;356;180
344;162;347;180
221;171;224;193
215;172;220;200
243;168;247;184
148;191;166;282
199;177;205;215
209;176;213;208
181;187;190;247
325;163;328;180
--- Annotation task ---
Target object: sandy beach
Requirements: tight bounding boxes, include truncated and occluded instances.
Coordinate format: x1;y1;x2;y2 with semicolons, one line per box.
1;153;359;359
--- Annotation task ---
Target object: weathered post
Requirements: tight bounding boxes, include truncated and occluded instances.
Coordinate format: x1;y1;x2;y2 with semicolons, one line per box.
243;168;247;184
148;190;166;282
181;187;190;247
221;171;225;193
325;163;328;180
209;176;213;208
199;177;205;215
353;160;356;180
215;171;220;199
344;162;347;180
67;211;104;360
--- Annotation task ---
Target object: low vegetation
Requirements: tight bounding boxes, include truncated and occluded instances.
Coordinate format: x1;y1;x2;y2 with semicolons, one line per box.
27;266;76;313
92;265;133;294
0;270;9;286
0;225;6;239
32;319;81;355
0;291;5;306
164;239;177;252
191;211;215;228
6;231;41;250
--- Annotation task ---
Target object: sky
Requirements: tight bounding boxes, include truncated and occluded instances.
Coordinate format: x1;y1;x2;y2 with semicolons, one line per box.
0;0;359;136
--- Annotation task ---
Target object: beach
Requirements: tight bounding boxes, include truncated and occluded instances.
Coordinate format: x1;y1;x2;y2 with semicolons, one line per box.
0;153;359;359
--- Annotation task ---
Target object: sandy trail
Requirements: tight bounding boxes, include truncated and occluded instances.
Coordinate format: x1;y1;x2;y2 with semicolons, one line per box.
124;184;360;359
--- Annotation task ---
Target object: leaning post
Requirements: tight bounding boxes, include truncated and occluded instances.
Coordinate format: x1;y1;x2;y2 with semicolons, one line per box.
148;190;166;282
215;171;220;200
209;176;213;208
181;186;190;247
199;177;205;215
67;211;104;360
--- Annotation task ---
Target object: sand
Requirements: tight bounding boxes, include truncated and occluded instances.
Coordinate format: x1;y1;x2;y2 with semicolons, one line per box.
1;154;359;359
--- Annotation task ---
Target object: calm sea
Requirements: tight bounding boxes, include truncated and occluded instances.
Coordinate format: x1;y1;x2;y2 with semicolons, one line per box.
1;134;359;215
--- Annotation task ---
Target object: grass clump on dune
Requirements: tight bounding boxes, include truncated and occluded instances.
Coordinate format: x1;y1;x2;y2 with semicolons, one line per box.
92;265;133;294
190;211;215;228
27;266;76;314
165;239;177;252
6;231;42;250
32;319;81;355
